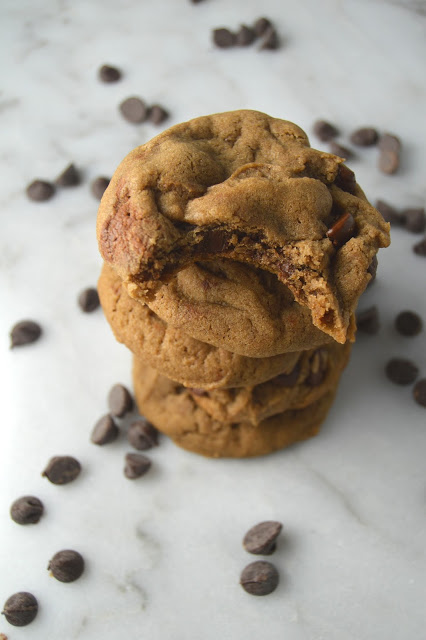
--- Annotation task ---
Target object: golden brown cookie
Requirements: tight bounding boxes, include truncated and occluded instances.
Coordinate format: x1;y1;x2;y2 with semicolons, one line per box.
98;263;302;388
97;109;390;348
132;358;338;458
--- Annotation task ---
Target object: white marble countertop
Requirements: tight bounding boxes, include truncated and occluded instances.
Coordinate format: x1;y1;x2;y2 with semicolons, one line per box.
1;1;425;638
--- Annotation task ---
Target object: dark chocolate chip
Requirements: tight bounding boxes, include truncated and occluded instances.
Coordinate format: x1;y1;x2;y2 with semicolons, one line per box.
91;176;110;200
42;456;81;485
236;24;256;46
367;254;378;285
413;379;426;407
99;64;122;83
1;592;38;627
124;453;151;479
272;361;301;387
334;164;357;193
78;287;100;312
326;212;356;248
413;237;426;256
48;550;84;583
378;150;399;175
10;496;44;525
91;414;119;445
253;17;272;37
402;208;425;234
212;28;236;48
149;105;169;125
10;320;42;348
356;306;380;334
55;163;80;187
259;27;280;50
127;419;158;451
313;120;339;142
243;521;282;555
375;199;404;226
395;311;423;337
240;561;279;596
329;141;353;160
349;127;378;146
26;179;55;202
385;358;419;385
119;97;148;123
378;133;401;154
306;349;328;386
108;383;133;418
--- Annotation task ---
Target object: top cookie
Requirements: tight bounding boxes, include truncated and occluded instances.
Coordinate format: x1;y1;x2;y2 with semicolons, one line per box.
97;109;390;344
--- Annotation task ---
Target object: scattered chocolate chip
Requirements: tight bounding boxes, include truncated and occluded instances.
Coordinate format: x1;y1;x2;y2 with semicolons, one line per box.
395;311;423;337
48;550;85;583
108;383;133;418
326;212;356;248
313;120;339;142
91;414;119;445
329;141;353;160
334;164;357;193
128;419;159;450
349;127;378;146
378;133;401;154
1;592;38;627
42;456;81;485
236;24;256;46
306;349;328;386
413;237;426;256
385;358;419;385
243;521;282;555
253;17;272;37
10;320;42;348
413;379;426;407
119;96;148;123
10;496;44;525
272;362;301;387
26;179;55;202
367;254;378;285
375;199;404;226
240;561;279;596
402;208;425;233
149;105;169;125
356;306;380;334
124;453;151;479
212;27;236;48
259;27;279;50
78;287;100;312
91;176;110;200
378;150;399;175
55;163;80;187
99;64;122;83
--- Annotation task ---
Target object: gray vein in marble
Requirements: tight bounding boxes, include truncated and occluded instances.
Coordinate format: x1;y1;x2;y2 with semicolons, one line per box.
135;525;162;569
0;98;20;114
372;0;426;15
72;615;89;639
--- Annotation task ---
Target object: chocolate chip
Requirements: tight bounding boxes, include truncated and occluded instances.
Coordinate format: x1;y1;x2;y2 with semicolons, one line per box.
306;349;328;386
55;163;80;187
119;97;148;123
349;127;378;146
124;453;151;479
253;17;272;37
212;28;236;48
42;456;81;485
99;64;122;83
149;105;169;125
259;27;280;50
413;237;426;256
313;120;339;142
91;414;119;445
375;199;404;226
326;212;356;248
78;287;100;312
10;496;44;525
378;150;399;175
272;362;301;387
395;311;423;337
240;561;279;596
243;521;282;555
48;550;85;583
1;592;38;627
127;419;159;450
108;383;133;417
402;208;425;233
378;133;401;154
334;164;357;193
356;306;380;334
10;320;42;348
413;379;426;408
367;254;378;285
236;24;256;46
329;141;353;160
91;176;110;200
385;358;419;385
26;179;55;202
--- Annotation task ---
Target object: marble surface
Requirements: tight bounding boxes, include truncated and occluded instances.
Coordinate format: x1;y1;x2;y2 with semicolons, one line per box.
1;0;426;638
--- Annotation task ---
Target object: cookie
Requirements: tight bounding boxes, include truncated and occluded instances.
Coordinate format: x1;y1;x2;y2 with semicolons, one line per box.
97;109;390;348
132;358;338;458
188;341;351;425
98;263;302;388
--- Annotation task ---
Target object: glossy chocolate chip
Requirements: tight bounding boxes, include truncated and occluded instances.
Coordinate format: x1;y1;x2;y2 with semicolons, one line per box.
149;105;169;125
334;164;357;193
240;561;279;596
326;212;356;248
10;320;42;348
313;120;339;142
1;592;38;627
127;419;158;450
91;414;119;445
42;456;81;485
99;64;122;83
48;550;85;583
243;521;282;555
108;384;133;417
26;179;55;202
119;96;148;123
10;496;44;525
78;287;100;312
55;163;80;187
253;17;272;37
124;453;151;479
212;28;236;48
236;24;256;46
259;27;280;50
350;127;378;146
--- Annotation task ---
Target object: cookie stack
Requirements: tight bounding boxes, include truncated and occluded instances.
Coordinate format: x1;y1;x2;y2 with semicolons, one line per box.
97;110;390;458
